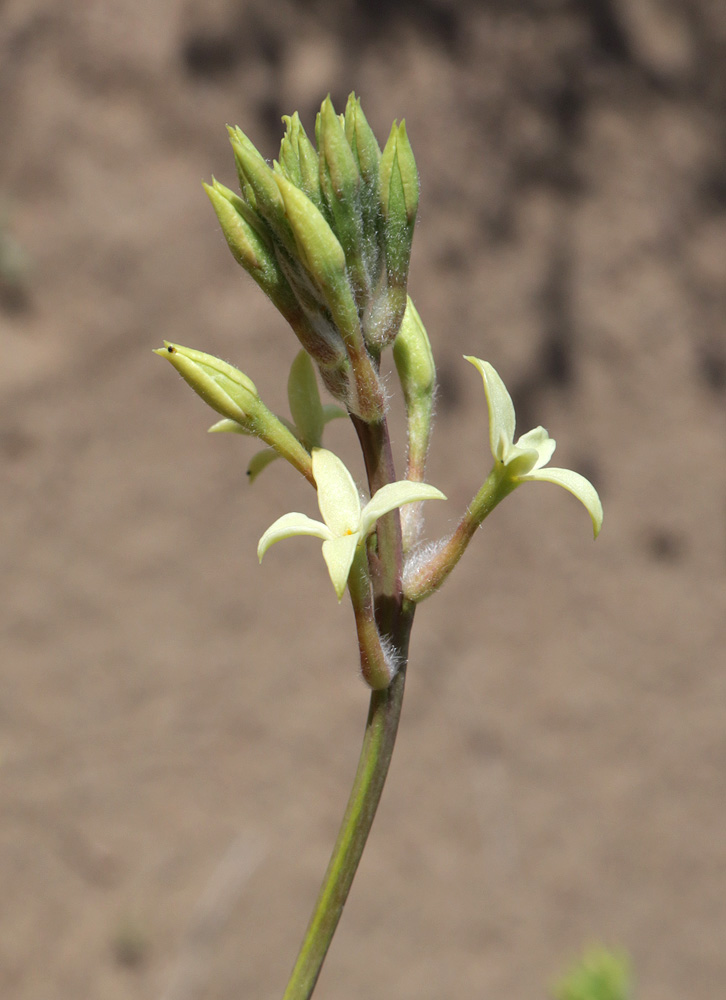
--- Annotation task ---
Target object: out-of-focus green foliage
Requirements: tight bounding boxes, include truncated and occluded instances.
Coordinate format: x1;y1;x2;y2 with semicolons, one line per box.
552;946;632;1000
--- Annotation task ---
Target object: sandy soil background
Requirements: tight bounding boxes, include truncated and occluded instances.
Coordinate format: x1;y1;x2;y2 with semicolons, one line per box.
2;1;725;998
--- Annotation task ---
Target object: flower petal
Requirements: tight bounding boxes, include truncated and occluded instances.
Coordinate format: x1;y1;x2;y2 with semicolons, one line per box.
312;448;363;535
465;357;516;463
504;443;541;478
516;426;556;471
359;482;446;538
257;512;333;561
522;467;604;538
322;532;360;600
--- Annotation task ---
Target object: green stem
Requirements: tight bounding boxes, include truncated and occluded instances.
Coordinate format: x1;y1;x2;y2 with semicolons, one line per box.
281;653;410;1000
351;416;403;615
404;466;517;602
281;411;409;999
251;404;315;486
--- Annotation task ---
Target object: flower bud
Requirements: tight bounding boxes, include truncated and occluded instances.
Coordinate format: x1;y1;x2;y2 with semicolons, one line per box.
363;121;420;351
379;121;419;283
279;113;322;209
393;297;435;409
227;127;294;250
316;96;367;302
344;94;383;286
278;115;304;188
154;342;261;426
393;297;436;547
273;172;361;350
156;342;315;484
344;93;381;193
204;179;351;378
318;96;360;205
203;179;299;314
380;121;418;224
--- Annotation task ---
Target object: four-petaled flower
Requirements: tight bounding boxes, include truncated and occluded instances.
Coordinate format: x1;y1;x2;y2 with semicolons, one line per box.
466;356;603;537
258;448;446;599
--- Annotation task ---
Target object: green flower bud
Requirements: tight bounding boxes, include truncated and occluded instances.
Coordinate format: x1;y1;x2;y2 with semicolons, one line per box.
273;172;361;350
316;96;368;303
393;296;435;477
344;94;383;287
203;179;298;313
278;115;304;188
155;342;315;484
318;96;360;204
344;93;381;192
204;178;350;378
362;121;420;351
381;121;418;223
393;297;435;408
227;127;293;249
379;121;419;283
154;342;261;425
393;297;436;548
279;113;322;208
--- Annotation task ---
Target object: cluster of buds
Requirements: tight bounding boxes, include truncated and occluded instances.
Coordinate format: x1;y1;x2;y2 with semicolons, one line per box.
204;93;419;422
156;96;603;686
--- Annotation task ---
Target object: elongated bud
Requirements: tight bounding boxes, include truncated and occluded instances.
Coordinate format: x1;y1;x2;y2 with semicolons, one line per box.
279;113;322;208
393;297;435;416
278;115;303;187
154;342;260;425
204;179;350;377
363;121;420;351
317;96;368;303
273;172;361;349
228;127;293;249
203;180;298;312
393;298;435;452
379;121;419;283
344;93;381;192
344;94;384;292
393;297;436;547
155;342;314;484
380;122;418;225
318;96;360;205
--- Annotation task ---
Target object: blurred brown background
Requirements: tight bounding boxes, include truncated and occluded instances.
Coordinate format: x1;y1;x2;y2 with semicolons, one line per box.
2;1;725;998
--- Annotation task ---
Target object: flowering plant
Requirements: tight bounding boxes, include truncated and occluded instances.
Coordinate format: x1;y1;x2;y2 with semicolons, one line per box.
156;94;603;1000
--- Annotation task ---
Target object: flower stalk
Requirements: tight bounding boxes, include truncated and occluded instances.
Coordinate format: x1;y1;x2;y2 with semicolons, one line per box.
281;661;409;1000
